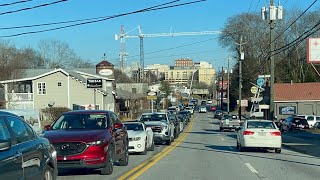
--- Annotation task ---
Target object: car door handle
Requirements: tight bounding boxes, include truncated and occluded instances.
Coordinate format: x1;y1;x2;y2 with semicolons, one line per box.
13;152;22;159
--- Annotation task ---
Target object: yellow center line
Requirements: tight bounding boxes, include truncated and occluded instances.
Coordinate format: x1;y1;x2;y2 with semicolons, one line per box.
118;117;194;180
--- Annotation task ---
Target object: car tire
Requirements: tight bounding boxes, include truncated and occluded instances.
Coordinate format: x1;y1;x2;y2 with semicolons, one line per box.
239;144;246;152
275;148;281;154
166;139;171;145
219;127;224;132
118;143;129;166
101;147;114;175
141;142;147;155
43;165;54;180
148;141;155;151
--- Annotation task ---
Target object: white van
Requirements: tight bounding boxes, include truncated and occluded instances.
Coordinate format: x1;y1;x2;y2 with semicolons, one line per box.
0;109;42;134
296;114;317;128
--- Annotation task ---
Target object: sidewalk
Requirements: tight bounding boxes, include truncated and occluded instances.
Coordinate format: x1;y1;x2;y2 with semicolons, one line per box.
282;131;320;157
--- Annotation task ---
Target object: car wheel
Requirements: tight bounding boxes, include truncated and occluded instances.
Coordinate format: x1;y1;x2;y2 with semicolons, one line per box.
275;148;281;154
43;165;54;180
141;142;147;155
239;144;246;152
118;143;129;166
166;139;171;145
219;127;223;132
148;141;155;151
101;147;114;175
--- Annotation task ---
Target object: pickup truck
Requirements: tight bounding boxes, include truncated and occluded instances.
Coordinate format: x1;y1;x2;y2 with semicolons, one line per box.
219;114;240;131
138;112;175;145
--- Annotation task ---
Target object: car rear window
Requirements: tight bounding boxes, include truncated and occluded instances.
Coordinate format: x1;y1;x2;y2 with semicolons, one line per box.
247;121;276;129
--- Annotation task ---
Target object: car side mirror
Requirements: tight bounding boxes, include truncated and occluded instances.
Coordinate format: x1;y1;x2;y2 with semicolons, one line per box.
114;122;123;129
0;140;11;151
44;124;51;131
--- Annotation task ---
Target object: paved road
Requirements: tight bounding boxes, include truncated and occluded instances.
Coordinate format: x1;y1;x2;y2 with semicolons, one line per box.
56;143;166;180
135;112;320;180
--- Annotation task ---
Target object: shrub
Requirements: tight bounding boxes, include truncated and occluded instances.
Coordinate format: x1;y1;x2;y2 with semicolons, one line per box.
41;107;71;122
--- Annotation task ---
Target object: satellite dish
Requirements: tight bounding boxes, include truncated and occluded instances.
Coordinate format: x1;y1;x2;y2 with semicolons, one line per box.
48;101;55;107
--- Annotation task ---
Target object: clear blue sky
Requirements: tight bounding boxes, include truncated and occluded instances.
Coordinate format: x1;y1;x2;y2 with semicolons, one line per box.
0;0;317;71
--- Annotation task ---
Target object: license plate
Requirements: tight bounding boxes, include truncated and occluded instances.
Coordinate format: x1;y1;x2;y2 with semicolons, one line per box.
258;132;266;136
225;120;229;125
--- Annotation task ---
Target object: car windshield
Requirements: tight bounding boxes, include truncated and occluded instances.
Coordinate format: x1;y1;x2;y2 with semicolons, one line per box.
140;114;167;122
52;114;107;130
180;111;188;114
124;123;144;131
247;121;276;129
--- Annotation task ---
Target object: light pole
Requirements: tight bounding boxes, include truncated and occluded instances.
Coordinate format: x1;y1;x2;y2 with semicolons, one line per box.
236;37;246;120
225;57;232;114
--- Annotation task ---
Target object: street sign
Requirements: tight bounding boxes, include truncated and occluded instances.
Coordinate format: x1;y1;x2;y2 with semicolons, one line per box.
87;78;103;88
147;92;157;96
250;86;258;94
258;74;270;78
251;97;263;102
147;96;157;100
257;78;265;87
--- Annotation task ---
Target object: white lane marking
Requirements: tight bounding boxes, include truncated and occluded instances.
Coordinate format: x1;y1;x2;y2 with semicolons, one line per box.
244;163;258;174
221;138;225;141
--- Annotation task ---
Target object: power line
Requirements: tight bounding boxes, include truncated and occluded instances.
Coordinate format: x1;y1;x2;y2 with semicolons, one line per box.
248;0;254;12
254;0;261;13
0;0;181;30
0;0;32;7
0;0;206;37
0;0;67;16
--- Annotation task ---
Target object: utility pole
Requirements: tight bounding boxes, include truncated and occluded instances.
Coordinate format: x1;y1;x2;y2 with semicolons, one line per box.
227;57;231;114
262;0;283;120
220;67;224;111
235;37;246;120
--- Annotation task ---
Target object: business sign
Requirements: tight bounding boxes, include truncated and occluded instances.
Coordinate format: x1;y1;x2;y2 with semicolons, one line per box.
87;78;103;88
147;91;157;96
147;96;157;100
279;106;296;115
99;69;113;76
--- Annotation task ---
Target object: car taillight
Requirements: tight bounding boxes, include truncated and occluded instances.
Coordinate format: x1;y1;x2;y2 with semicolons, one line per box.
243;131;254;135
270;131;281;136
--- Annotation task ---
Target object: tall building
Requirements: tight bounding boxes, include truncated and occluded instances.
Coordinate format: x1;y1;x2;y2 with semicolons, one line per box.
175;58;193;67
146;64;169;73
198;68;216;85
165;66;198;85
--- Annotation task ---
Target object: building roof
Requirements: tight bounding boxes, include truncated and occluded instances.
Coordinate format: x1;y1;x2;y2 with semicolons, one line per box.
96;61;114;67
275;83;320;101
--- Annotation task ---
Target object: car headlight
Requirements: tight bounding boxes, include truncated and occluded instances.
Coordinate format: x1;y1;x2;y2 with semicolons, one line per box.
133;137;141;141
87;140;106;145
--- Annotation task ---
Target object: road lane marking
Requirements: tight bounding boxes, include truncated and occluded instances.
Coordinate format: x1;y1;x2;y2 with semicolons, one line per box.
117;118;194;180
221;138;225;141
244;163;258;174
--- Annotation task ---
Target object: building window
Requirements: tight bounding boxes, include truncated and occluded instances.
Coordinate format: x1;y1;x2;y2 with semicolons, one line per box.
37;82;46;95
58;82;62;87
132;88;137;93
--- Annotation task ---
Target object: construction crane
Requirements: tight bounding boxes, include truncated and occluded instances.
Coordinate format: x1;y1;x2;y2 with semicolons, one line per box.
115;25;221;82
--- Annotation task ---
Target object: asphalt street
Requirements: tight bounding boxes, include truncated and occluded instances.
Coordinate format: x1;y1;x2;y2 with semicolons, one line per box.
136;112;320;180
56;142;166;180
56;112;320;180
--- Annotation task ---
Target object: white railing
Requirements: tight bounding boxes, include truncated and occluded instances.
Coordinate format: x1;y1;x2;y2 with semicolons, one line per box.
6;93;33;101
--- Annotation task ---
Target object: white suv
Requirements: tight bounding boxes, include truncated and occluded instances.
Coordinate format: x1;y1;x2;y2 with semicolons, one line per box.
296;114;317;128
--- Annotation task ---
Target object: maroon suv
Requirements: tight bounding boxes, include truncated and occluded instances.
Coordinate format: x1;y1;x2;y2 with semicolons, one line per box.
43;110;129;175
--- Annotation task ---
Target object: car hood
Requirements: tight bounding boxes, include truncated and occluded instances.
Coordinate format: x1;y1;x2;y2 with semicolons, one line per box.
127;130;145;137
43;129;106;143
144;121;167;126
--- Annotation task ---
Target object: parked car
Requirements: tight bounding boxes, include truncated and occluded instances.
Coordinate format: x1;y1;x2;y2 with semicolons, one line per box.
296;115;318;128
213;110;223;119
198;106;207;113
220;114;240;131
124;122;154;154
236;120;282;153
208;105;217;112
168;115;181;139
185;107;194;114
43;110;129;175
139;112;175;145
0;109;42;135
280;116;309;131
314;122;320;129
0;111;58;180
179;110;191;123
